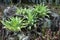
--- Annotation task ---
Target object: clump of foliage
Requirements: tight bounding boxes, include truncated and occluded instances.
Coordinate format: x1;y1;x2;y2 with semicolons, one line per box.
34;4;49;18
26;9;35;25
16;8;36;29
16;8;27;15
1;17;27;32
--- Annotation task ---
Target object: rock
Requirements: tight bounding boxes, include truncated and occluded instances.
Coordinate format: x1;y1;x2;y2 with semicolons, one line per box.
17;33;25;40
43;18;51;28
50;12;59;32
3;6;17;20
7;37;15;40
22;36;29;40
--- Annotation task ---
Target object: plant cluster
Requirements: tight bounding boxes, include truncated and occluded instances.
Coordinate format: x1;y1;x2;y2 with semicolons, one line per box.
1;4;60;40
1;4;49;32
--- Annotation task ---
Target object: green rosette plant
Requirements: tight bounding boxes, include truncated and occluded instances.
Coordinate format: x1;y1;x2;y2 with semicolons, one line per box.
1;17;27;32
34;4;49;18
